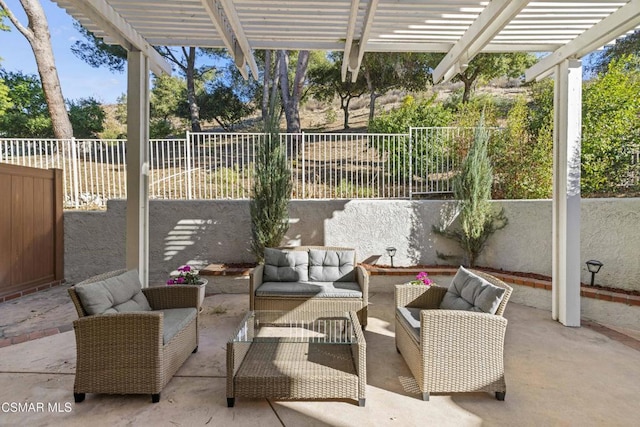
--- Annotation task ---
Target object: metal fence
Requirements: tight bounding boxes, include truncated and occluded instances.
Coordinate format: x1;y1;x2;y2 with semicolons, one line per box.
2;131;638;209
0;133;419;208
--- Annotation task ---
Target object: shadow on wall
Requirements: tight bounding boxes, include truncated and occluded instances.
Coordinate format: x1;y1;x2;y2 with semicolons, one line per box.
288;200;349;247
148;201;254;284
163;218;211;262
408;200;460;267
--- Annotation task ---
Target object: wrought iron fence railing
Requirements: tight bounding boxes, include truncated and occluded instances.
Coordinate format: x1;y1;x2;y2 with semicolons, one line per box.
2;130;638;209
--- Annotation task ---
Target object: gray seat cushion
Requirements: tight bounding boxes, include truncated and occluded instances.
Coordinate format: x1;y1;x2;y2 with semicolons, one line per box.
160;307;198;345
439;266;506;314
255;281;362;298
308;249;355;282
263;248;309;282
74;270;152;315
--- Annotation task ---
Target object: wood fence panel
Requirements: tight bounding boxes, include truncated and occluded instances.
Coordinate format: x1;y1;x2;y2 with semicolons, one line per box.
0;164;63;300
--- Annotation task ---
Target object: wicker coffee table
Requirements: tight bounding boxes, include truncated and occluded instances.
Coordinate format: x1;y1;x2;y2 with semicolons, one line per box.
227;310;366;407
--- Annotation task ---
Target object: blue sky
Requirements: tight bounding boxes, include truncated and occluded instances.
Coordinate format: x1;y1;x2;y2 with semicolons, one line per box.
1;0;127;104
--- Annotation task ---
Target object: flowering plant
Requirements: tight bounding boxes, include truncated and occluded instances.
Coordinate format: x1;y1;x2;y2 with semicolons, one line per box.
409;271;433;286
167;265;201;285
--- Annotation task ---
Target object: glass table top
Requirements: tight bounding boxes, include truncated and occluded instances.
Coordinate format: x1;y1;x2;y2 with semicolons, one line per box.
230;311;360;345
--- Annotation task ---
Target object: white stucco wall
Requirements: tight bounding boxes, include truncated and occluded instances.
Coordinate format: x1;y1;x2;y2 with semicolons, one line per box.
64;198;640;291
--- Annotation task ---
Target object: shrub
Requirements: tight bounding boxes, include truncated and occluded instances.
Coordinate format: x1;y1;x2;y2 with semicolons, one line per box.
491;96;552;199
369;95;453;179
582;55;640;194
433;116;508;267
250;101;292;262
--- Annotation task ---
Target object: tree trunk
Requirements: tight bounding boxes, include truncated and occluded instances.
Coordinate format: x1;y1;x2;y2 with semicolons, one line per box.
341;95;350;130
368;91;380;122
261;50;271;122
185;47;201;132
462;78;472;104
5;0;73;139
279;50;309;133
458;68;480;104
363;70;383;123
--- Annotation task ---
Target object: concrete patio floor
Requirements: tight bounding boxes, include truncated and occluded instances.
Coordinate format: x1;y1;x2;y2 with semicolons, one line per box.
1;289;640;426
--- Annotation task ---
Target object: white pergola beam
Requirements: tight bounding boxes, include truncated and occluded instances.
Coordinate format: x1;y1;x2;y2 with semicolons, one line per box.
201;0;248;79
218;0;259;80
552;59;582;327
341;0;361;82
69;0;171;75
349;0;379;82
526;0;640;81
432;0;528;83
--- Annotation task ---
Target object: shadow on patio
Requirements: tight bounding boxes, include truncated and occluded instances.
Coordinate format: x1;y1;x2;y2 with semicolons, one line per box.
1;290;639;426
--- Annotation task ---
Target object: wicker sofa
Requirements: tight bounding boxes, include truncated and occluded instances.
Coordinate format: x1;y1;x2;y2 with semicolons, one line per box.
395;267;512;401
68;269;199;403
250;246;369;326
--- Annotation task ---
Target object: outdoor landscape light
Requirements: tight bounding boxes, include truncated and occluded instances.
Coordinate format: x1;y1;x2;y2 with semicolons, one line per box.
585;260;603;286
386;247;397;267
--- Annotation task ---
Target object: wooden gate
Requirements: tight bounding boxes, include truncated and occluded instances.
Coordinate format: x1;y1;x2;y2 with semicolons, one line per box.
0;164;64;301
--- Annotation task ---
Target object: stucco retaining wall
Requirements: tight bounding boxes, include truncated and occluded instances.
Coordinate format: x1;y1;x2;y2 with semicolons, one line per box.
64;198;640;292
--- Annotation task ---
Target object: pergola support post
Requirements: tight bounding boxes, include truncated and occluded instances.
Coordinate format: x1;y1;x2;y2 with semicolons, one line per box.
552;59;582;326
125;50;150;287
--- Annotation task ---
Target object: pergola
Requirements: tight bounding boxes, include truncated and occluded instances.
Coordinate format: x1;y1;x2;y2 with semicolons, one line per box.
51;0;640;327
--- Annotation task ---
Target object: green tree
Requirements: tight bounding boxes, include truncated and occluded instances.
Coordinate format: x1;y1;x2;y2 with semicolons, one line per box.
361;52;437;120
150;74;186;137
0;70;52;137
71;22;127;72
433;116;508;267
71;23;230;132
590;30;640;74
1;0;73;138
491;96;552;199
198;84;253;131
582;55;640;193
368;95;454;180
67;97;105;139
0;74;10;118
368;95;453;133
513;56;640;197
0;11;8;115
1;8;9;33
307;52;368;129
452;52;537;103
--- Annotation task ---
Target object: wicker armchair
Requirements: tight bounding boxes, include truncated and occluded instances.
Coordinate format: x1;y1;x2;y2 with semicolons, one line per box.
394;270;512;401
68;270;199;403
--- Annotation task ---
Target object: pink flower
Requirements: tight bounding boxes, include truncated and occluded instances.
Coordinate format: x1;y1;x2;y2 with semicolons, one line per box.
410;271;433;286
167;264;201;285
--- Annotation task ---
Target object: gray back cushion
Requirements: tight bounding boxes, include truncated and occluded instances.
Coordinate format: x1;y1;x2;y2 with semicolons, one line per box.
74;270;152;315
308;249;355;282
439;266;506;314
263;248;309;282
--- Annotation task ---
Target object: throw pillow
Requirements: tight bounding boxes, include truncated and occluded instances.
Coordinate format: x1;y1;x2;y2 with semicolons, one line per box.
263;248;309;282
74;269;152;315
308;249;355;282
439;266;506;314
